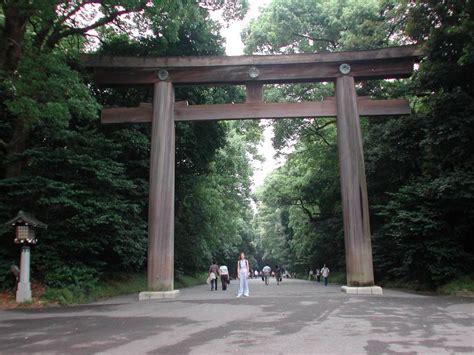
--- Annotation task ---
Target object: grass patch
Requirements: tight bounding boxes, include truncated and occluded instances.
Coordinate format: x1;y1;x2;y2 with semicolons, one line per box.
42;272;206;305
378;279;430;292
378;275;474;296
329;272;346;285
175;272;207;289
437;274;474;296
296;271;346;285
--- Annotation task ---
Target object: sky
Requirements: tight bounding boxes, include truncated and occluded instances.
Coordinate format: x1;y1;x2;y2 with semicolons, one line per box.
218;0;271;56
211;0;281;190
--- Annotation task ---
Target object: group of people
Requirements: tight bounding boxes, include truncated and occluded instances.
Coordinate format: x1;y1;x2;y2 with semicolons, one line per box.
209;253;331;298
249;267;283;280
261;265;282;285
308;264;330;286
208;252;250;297
208;260;230;291
208;253;286;297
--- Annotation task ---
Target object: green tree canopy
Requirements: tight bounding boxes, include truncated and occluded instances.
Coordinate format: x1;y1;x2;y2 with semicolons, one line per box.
250;0;474;287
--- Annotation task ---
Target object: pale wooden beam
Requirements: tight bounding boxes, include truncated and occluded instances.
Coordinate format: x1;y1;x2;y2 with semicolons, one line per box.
148;81;175;292
101;105;152;124
336;75;374;287
101;98;410;124
175;101;336;121
246;83;263;103
82;44;423;68
93;59;416;85
101;101;186;124
357;99;411;116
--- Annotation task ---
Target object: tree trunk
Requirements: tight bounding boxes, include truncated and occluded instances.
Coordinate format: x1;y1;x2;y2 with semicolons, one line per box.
1;2;30;178
4;119;27;178
0;2;28;73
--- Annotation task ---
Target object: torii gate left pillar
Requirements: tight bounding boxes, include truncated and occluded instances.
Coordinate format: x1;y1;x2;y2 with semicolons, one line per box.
147;81;176;293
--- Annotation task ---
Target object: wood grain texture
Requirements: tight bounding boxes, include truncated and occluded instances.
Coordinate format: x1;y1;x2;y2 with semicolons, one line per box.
176;101;336;121
148;81;175;291
101;99;410;123
246;83;263;103
92;58;416;85
336;75;375;287
101;105;153;123
82;44;423;68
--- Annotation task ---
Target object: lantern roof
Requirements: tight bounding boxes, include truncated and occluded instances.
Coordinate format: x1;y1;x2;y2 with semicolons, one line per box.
5;210;48;229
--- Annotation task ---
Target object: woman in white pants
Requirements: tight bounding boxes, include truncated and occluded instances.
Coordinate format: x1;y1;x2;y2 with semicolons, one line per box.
237;252;250;297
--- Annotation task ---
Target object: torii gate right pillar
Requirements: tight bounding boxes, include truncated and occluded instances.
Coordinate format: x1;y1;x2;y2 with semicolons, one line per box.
336;75;376;289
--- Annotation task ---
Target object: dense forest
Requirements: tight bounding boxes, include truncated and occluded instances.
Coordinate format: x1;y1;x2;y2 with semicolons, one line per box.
0;0;473;296
249;0;474;288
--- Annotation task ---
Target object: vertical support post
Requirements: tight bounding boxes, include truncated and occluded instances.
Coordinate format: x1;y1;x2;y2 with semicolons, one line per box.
16;246;32;302
148;81;175;291
335;75;374;287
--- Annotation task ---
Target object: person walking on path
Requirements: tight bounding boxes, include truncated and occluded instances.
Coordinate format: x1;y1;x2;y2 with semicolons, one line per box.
262;265;271;285
237;252;250;297
275;265;282;285
321;264;330;286
316;268;321;283
209;260;219;291
219;264;229;291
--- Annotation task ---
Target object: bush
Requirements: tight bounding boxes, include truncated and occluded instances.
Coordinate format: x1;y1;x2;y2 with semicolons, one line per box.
43;264;99;291
175;272;207;289
42;287;92;305
438;274;474;296
329;272;347;285
41;272;207;305
0;249;16;289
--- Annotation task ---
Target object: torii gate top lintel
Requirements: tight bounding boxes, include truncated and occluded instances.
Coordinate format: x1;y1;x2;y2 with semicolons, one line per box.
82;44;424;86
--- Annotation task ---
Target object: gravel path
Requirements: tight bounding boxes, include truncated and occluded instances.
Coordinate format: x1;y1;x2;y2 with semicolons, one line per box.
0;278;473;354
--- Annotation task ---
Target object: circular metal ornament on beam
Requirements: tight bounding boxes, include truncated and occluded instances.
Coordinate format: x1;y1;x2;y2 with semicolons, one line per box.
339;63;351;75
248;66;260;79
157;69;170;81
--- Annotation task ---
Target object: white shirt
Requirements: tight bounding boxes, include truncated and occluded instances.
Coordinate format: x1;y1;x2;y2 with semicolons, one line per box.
239;259;248;273
263;266;271;274
321;267;330;277
219;265;228;275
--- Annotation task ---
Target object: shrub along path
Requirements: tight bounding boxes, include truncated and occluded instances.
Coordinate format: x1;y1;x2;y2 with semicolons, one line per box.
0;278;473;354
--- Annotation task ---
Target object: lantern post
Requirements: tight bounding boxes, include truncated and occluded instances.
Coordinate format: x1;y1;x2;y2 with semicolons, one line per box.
5;211;47;303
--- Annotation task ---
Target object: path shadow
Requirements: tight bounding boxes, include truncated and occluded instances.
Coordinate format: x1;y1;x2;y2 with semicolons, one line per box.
0;315;195;353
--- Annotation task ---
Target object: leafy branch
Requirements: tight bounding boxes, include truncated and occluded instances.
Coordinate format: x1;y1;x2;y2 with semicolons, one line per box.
44;1;148;49
293;33;339;50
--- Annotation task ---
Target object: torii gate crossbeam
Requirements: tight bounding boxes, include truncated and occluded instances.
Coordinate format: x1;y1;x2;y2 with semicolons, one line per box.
82;45;423;297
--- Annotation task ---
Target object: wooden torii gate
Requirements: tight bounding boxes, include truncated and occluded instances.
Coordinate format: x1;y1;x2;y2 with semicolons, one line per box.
83;44;423;297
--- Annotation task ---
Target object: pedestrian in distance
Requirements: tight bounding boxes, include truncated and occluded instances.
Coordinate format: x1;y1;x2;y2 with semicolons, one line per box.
209;260;219;291
309;269;314;281
262;265;271;285
275;265;282;285
237;252;250;297
219;264;229;291
316;268;321;283
321;264;330;286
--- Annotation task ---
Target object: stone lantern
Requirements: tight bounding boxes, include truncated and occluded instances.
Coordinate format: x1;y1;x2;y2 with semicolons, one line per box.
5;211;47;303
